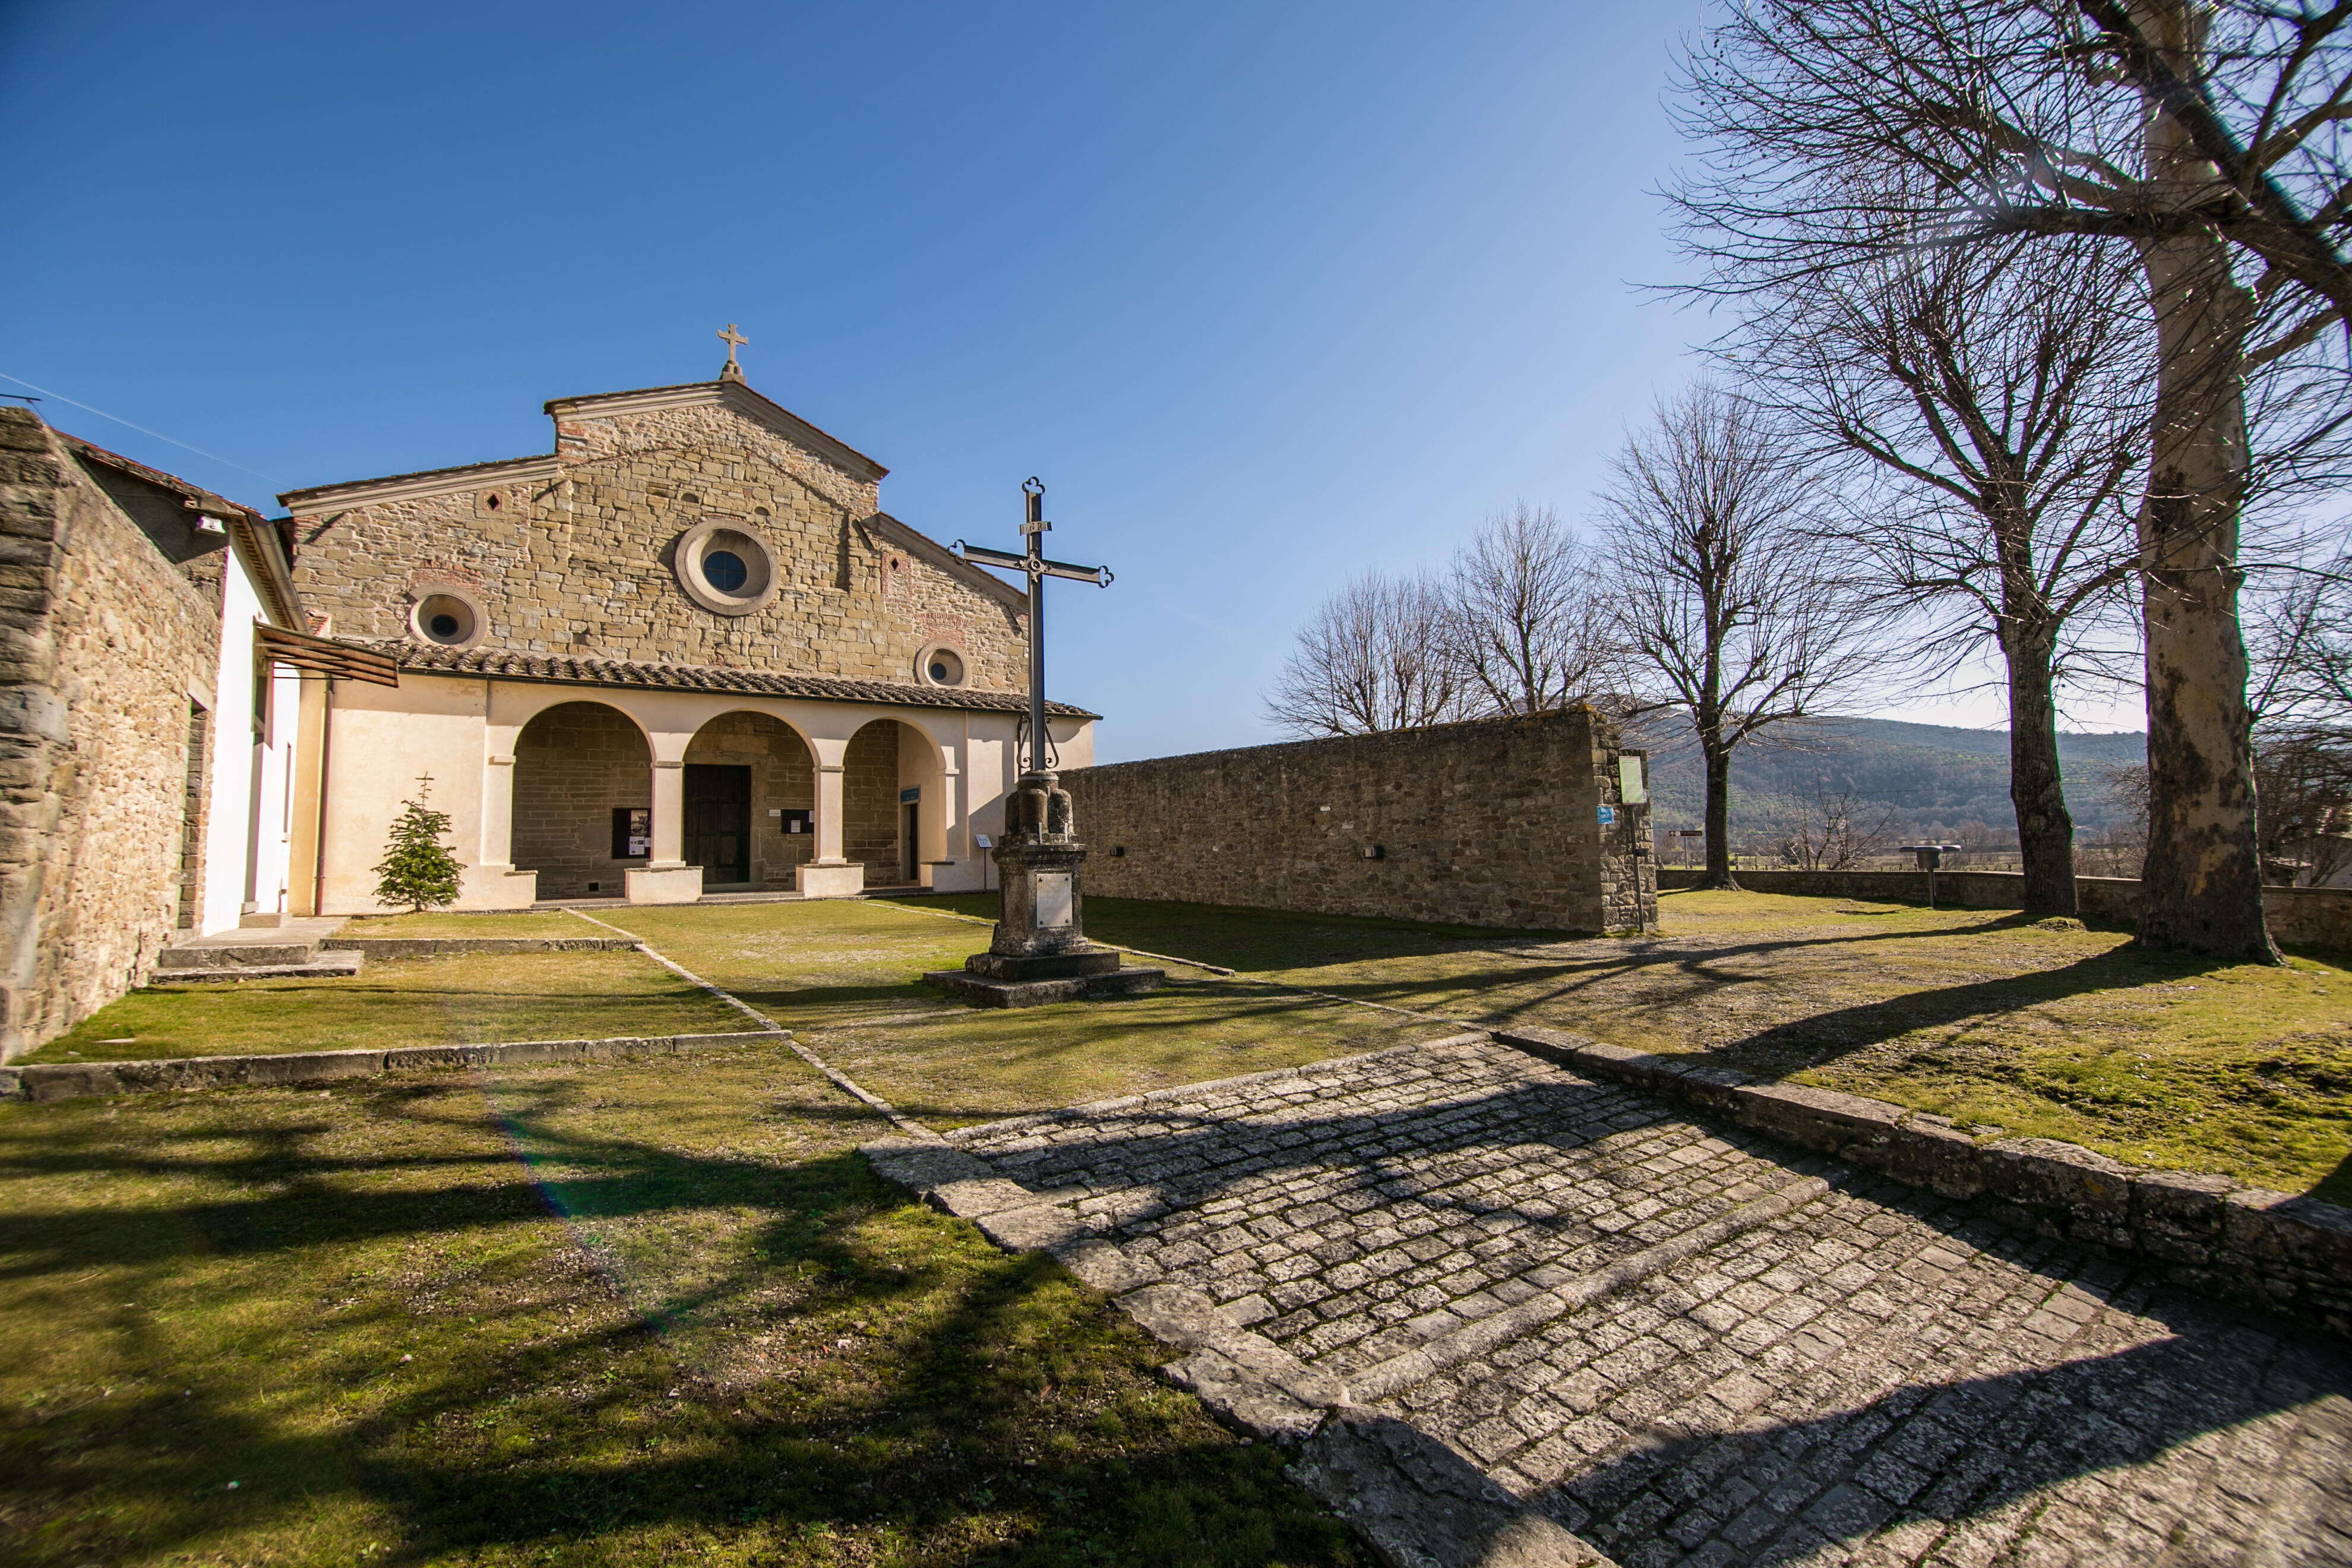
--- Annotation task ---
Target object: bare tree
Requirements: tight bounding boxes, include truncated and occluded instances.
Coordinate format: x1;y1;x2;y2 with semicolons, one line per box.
1668;0;2352;959
2249;540;2352;884
1772;779;1895;870
1734;234;2150;917
1264;571;1467;737
1443;504;1614;717
2249;541;2352;726
2255;726;2352;884
1594;384;1880;889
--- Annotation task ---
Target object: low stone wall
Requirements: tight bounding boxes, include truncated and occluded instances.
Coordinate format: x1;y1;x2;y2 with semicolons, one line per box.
1064;709;1656;934
323;935;638;957
1496;1024;2352;1337
0;1029;783;1102
1657;867;2351;950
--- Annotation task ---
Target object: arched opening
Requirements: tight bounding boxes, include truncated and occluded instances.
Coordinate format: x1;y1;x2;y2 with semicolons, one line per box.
684;710;817;892
845;717;946;887
511;700;650;900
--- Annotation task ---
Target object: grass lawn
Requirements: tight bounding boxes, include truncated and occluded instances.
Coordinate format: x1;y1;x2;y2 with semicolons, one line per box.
338;911;616;938
24;951;745;1063
0;1042;1352;1567
911;890;2351;1204
598;901;1438;1129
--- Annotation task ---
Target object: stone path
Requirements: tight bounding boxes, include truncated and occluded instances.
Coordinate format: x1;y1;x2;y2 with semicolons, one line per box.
925;1038;2352;1567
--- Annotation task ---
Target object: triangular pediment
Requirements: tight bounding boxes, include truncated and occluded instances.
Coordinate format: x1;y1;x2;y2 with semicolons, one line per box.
280;375;884;514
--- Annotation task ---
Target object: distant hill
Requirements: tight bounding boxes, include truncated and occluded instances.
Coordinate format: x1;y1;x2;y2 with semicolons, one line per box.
1632;715;2146;846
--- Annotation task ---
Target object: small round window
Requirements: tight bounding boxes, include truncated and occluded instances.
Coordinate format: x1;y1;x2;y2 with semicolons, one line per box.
409;589;485;649
674;519;781;617
918;644;967;687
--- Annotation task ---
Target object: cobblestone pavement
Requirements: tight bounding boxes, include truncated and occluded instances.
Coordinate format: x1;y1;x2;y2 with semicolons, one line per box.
946;1039;2352;1567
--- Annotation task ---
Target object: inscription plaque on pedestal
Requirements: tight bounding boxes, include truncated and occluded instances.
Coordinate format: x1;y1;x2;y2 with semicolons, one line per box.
1034;872;1073;928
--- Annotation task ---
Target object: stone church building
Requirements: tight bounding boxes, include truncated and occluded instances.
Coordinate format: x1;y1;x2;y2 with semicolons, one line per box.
282;358;1094;911
0;356;1096;1058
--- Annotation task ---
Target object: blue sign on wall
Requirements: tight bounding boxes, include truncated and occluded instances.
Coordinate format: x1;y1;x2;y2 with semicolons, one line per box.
1597;805;1616;826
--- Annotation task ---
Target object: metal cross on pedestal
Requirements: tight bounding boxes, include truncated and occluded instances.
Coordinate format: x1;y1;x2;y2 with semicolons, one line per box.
954;478;1112;773
922;479;1159;1008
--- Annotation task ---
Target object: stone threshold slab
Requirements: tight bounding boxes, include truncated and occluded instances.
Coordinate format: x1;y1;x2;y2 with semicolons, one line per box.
922;966;1166;1007
1;1030;786;1102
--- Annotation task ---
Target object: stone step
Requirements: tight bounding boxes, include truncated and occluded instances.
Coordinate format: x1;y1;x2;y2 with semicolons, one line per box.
147;952;364;984
153;915;349;970
156;943;320;969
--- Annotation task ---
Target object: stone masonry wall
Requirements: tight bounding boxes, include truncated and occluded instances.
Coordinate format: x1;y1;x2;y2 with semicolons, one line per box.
511;701;651;900
287;396;1029;691
1656;866;2352;951
0;409;222;1060
1065;709;1657;933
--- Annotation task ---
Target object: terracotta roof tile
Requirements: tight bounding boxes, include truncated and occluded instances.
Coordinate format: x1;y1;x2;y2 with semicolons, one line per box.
371;641;1098;717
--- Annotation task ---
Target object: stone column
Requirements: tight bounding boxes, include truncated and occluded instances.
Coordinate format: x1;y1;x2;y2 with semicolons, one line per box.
649;758;686;868
463;749;539;908
479;753;517;868
796;746;863;897
627;757;701;903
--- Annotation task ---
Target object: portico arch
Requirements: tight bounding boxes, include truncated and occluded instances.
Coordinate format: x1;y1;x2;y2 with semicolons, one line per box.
845;717;948;887
682;710;820;892
511;700;652;899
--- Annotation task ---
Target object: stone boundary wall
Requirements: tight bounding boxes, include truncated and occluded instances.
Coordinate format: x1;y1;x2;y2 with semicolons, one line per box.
0;410;224;1062
0;1029;785;1102
1064;710;1656;933
1492;1023;2352;1338
1656;867;2351;950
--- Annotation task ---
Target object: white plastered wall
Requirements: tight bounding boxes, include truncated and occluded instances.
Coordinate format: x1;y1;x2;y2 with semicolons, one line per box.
319;674;502;913
315;676;1094;908
198;551;303;934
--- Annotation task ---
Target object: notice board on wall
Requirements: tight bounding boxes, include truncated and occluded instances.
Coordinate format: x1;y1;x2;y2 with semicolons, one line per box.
611;807;652;859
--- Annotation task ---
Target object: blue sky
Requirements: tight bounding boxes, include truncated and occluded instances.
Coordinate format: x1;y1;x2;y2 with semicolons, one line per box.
0;1;2124;759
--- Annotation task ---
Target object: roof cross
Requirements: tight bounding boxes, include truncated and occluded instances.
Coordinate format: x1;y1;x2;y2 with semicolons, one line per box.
716;323;748;371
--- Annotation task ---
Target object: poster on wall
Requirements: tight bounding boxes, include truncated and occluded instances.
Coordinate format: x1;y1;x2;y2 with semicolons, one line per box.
611;807;652;859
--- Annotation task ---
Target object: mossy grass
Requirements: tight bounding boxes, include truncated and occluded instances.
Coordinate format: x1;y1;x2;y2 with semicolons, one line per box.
894;889;2351;1203
26;951;745;1063
0;1045;1355;1566
595;900;1436;1128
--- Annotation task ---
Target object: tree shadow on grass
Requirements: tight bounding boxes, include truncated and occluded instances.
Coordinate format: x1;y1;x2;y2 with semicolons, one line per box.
0;1076;1355;1568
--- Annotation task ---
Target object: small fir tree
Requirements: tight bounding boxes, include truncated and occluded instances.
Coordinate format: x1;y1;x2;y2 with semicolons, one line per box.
374;776;464;912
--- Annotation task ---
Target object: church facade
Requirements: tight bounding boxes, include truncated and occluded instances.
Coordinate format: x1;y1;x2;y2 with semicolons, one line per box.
281;361;1096;911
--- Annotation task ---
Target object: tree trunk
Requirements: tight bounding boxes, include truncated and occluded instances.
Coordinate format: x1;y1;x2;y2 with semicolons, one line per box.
1701;735;1739;890
2129;0;2278;961
2004;634;2078;919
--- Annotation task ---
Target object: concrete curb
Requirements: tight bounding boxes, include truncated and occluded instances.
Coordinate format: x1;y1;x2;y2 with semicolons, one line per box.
1491;1023;2352;1339
0;1030;787;1102
858;1117;1625;1568
322;936;640;957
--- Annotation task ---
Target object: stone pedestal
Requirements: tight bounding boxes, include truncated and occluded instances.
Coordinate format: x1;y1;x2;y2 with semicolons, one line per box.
795;861;865;899
625;864;704;905
927;770;1163;1007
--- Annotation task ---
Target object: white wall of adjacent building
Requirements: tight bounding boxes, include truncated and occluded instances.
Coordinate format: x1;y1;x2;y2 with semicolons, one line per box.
197;545;302;934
